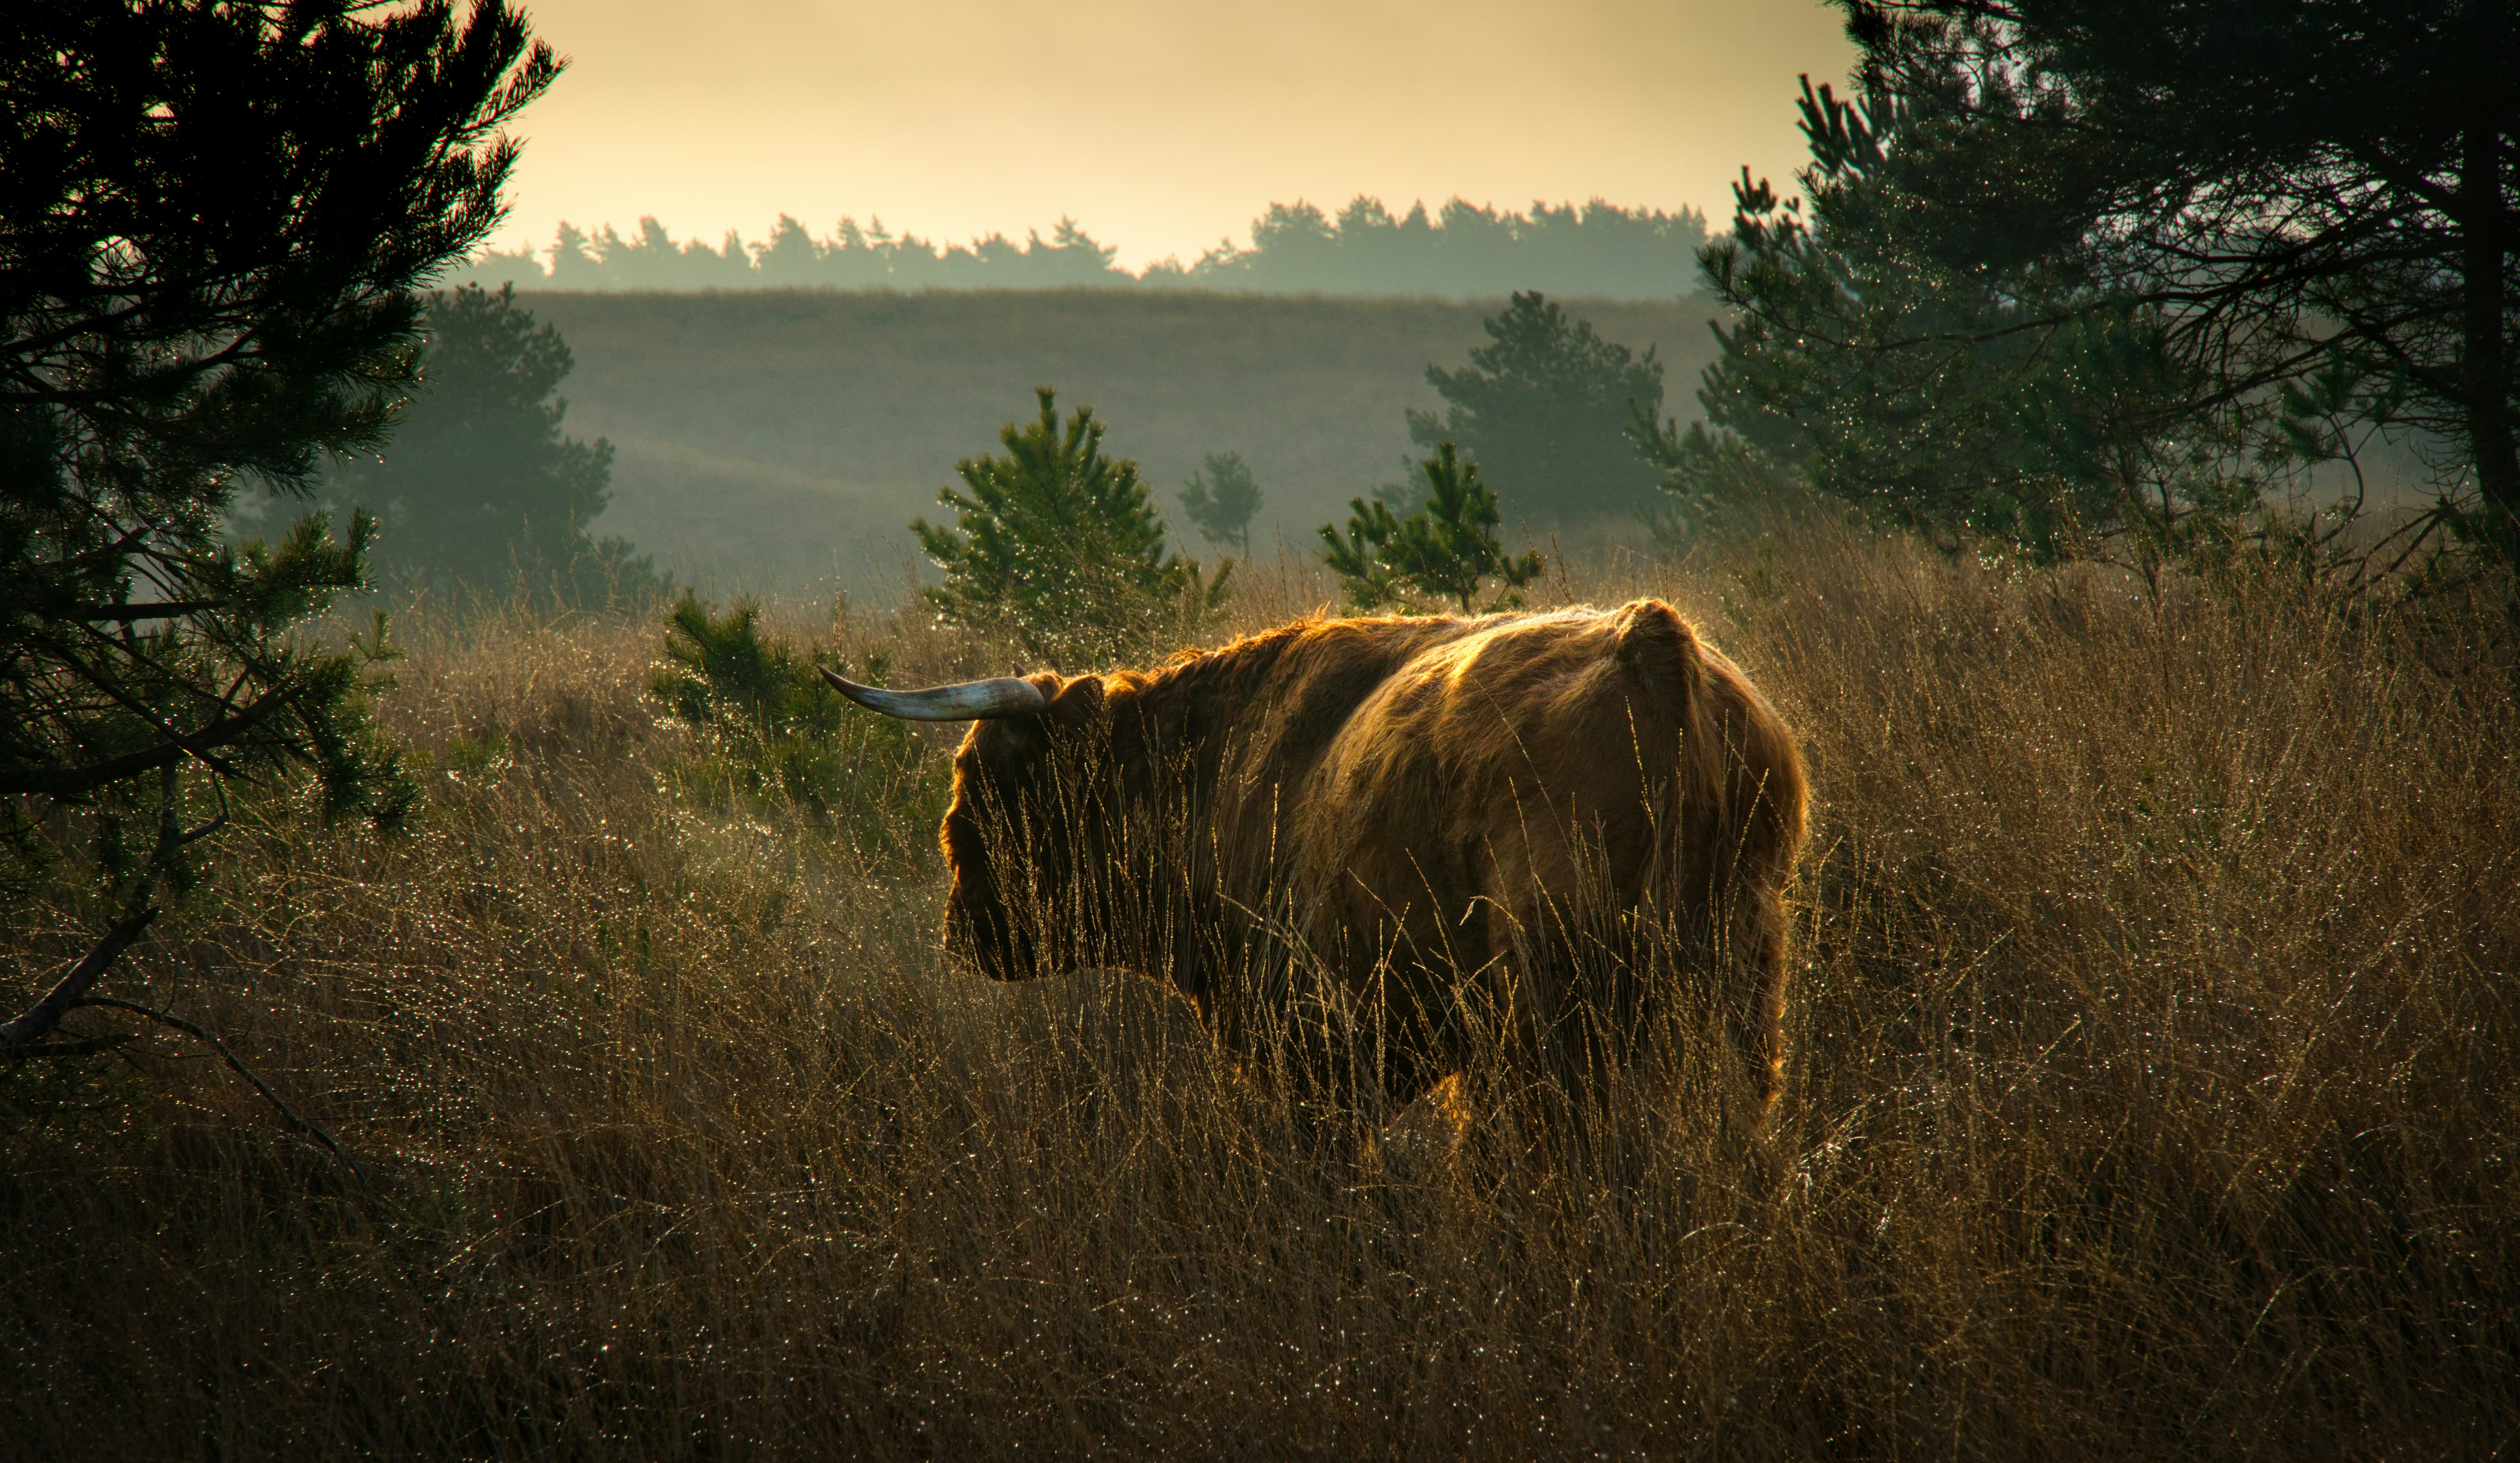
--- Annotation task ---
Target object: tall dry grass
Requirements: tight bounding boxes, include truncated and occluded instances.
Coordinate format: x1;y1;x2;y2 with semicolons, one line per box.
3;522;2513;1459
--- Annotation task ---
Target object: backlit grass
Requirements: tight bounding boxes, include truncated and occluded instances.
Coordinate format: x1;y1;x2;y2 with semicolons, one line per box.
4;521;2512;1458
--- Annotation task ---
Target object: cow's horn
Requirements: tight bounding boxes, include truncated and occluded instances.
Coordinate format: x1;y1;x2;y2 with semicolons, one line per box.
818;666;1048;720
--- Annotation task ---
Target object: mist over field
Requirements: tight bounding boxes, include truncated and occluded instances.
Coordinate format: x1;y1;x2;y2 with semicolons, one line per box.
520;289;1722;594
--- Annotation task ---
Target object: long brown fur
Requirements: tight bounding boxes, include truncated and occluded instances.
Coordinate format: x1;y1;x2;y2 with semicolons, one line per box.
937;600;1809;1108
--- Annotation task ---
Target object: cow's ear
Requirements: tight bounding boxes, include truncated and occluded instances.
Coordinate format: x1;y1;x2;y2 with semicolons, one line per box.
974;673;1074;749
1045;675;1106;730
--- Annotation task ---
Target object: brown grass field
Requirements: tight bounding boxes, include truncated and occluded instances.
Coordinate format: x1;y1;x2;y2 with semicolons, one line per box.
4;519;2515;1458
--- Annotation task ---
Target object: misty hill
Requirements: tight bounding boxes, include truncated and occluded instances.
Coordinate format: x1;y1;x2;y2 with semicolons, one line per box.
518;289;1723;594
456;197;1712;301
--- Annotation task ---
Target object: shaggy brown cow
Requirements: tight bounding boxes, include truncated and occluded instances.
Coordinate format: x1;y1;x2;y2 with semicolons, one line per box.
824;599;1807;1110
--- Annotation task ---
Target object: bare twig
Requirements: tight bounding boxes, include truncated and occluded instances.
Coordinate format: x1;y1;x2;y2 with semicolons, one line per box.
72;994;364;1184
68;599;224;622
0;909;160;1051
175;768;234;847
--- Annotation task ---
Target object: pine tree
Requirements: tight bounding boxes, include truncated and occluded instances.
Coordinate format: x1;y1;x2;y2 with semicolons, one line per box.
1;0;558;1054
914;389;1229;665
327;284;661;607
1178;451;1264;558
1638;74;2221;559
1836;0;2520;571
1407;292;1667;523
1320;443;1544;613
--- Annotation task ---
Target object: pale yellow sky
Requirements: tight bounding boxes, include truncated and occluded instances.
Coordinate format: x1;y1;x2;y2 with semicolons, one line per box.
488;0;1856;271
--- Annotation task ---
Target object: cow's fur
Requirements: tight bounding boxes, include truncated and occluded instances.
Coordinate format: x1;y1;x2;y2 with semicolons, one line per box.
937;599;1808;1108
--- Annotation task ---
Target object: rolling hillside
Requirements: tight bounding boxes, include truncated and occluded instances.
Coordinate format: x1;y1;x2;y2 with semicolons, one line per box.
521;289;1725;593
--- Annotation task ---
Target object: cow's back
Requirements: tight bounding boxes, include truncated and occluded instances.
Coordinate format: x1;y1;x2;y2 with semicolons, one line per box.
1101;599;1805;1103
1286;602;1690;936
1281;601;1803;1093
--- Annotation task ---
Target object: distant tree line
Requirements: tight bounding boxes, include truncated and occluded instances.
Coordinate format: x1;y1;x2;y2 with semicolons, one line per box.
478;215;1132;293
452;197;1711;300
1180;198;1710;299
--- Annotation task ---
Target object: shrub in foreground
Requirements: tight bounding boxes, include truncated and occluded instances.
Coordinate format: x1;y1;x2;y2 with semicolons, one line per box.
648;594;948;868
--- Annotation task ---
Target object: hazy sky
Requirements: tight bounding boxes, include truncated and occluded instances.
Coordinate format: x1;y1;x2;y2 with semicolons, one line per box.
488;0;1857;271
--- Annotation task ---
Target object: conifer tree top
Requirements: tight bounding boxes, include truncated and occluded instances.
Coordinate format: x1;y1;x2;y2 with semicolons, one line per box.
913;388;1226;665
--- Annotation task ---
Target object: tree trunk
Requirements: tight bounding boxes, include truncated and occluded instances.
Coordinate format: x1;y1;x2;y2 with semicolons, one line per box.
0;910;159;1051
2462;1;2520;569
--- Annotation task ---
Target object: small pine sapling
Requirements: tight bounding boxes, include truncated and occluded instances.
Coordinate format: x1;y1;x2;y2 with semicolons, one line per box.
649;596;944;862
1320;497;1407;611
1319;443;1544;613
914;388;1230;665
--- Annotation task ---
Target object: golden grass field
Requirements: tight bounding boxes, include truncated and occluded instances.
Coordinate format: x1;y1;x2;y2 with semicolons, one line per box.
4;519;2514;1458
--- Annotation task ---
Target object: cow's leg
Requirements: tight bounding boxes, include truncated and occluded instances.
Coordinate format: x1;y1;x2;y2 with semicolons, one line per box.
1717;876;1792;1113
1375;1070;1474;1182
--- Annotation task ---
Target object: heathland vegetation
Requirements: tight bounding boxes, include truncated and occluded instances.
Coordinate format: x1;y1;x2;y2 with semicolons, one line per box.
8;0;2519;1455
6;527;2512;1456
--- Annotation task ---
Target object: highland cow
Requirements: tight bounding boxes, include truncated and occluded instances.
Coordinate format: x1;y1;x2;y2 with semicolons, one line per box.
826;599;1807;1111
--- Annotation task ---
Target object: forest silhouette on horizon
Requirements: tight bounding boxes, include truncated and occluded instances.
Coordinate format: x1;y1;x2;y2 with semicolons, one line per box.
454;196;1714;299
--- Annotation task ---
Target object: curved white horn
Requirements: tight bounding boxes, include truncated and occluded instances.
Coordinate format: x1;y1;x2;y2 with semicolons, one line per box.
819;666;1048;721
